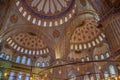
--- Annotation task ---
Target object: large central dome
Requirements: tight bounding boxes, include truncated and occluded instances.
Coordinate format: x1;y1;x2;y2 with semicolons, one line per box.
16;0;76;27
30;0;72;15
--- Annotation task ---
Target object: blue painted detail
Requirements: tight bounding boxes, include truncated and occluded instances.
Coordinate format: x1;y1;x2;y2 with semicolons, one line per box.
21;0;75;19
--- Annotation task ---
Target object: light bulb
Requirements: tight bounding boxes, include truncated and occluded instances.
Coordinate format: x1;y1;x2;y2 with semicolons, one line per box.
115;77;117;80
4;73;7;77
119;75;120;79
30;77;33;80
77;67;80;71
58;70;61;74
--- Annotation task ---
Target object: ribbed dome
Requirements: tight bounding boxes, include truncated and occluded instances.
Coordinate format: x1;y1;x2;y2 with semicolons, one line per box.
31;0;71;15
15;0;76;27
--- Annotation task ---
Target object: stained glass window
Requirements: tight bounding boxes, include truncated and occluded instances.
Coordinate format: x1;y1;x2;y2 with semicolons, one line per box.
27;58;31;66
42;63;45;67
104;71;109;79
101;54;105;60
16;56;21;63
95;55;98;60
25;74;30;80
21;56;26;64
0;53;4;58
9;72;14;80
6;55;10;60
17;72;22;80
109;65;116;77
36;63;40;67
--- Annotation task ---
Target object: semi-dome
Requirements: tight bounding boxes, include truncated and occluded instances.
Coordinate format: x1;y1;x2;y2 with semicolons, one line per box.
70;18;106;50
6;32;50;55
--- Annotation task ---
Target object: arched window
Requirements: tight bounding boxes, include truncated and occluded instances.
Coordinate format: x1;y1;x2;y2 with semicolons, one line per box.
101;54;105;60
0;53;4;58
17;72;22;80
95;55;98;60
36;63;40;67
81;58;85;62
96;73;100;80
42;62;45;67
9;72;14;80
109;65;116;77
21;56;26;64
16;56;21;63
104;71;109;79
84;75;90;80
90;76;94;80
68;71;76;80
86;57;90;61
106;52;110;58
25;74;30;80
46;62;49;66
6;55;10;61
27;58;31;66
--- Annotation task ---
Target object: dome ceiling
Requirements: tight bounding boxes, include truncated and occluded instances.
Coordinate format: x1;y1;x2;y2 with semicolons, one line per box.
16;0;76;27
70;18;106;50
71;18;100;43
6;32;50;55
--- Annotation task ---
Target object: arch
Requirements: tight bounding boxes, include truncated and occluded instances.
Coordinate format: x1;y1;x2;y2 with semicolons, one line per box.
1;25;55;59
16;56;21;63
0;24;54;49
93;43;109;58
35;55;51;68
77;11;100;21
